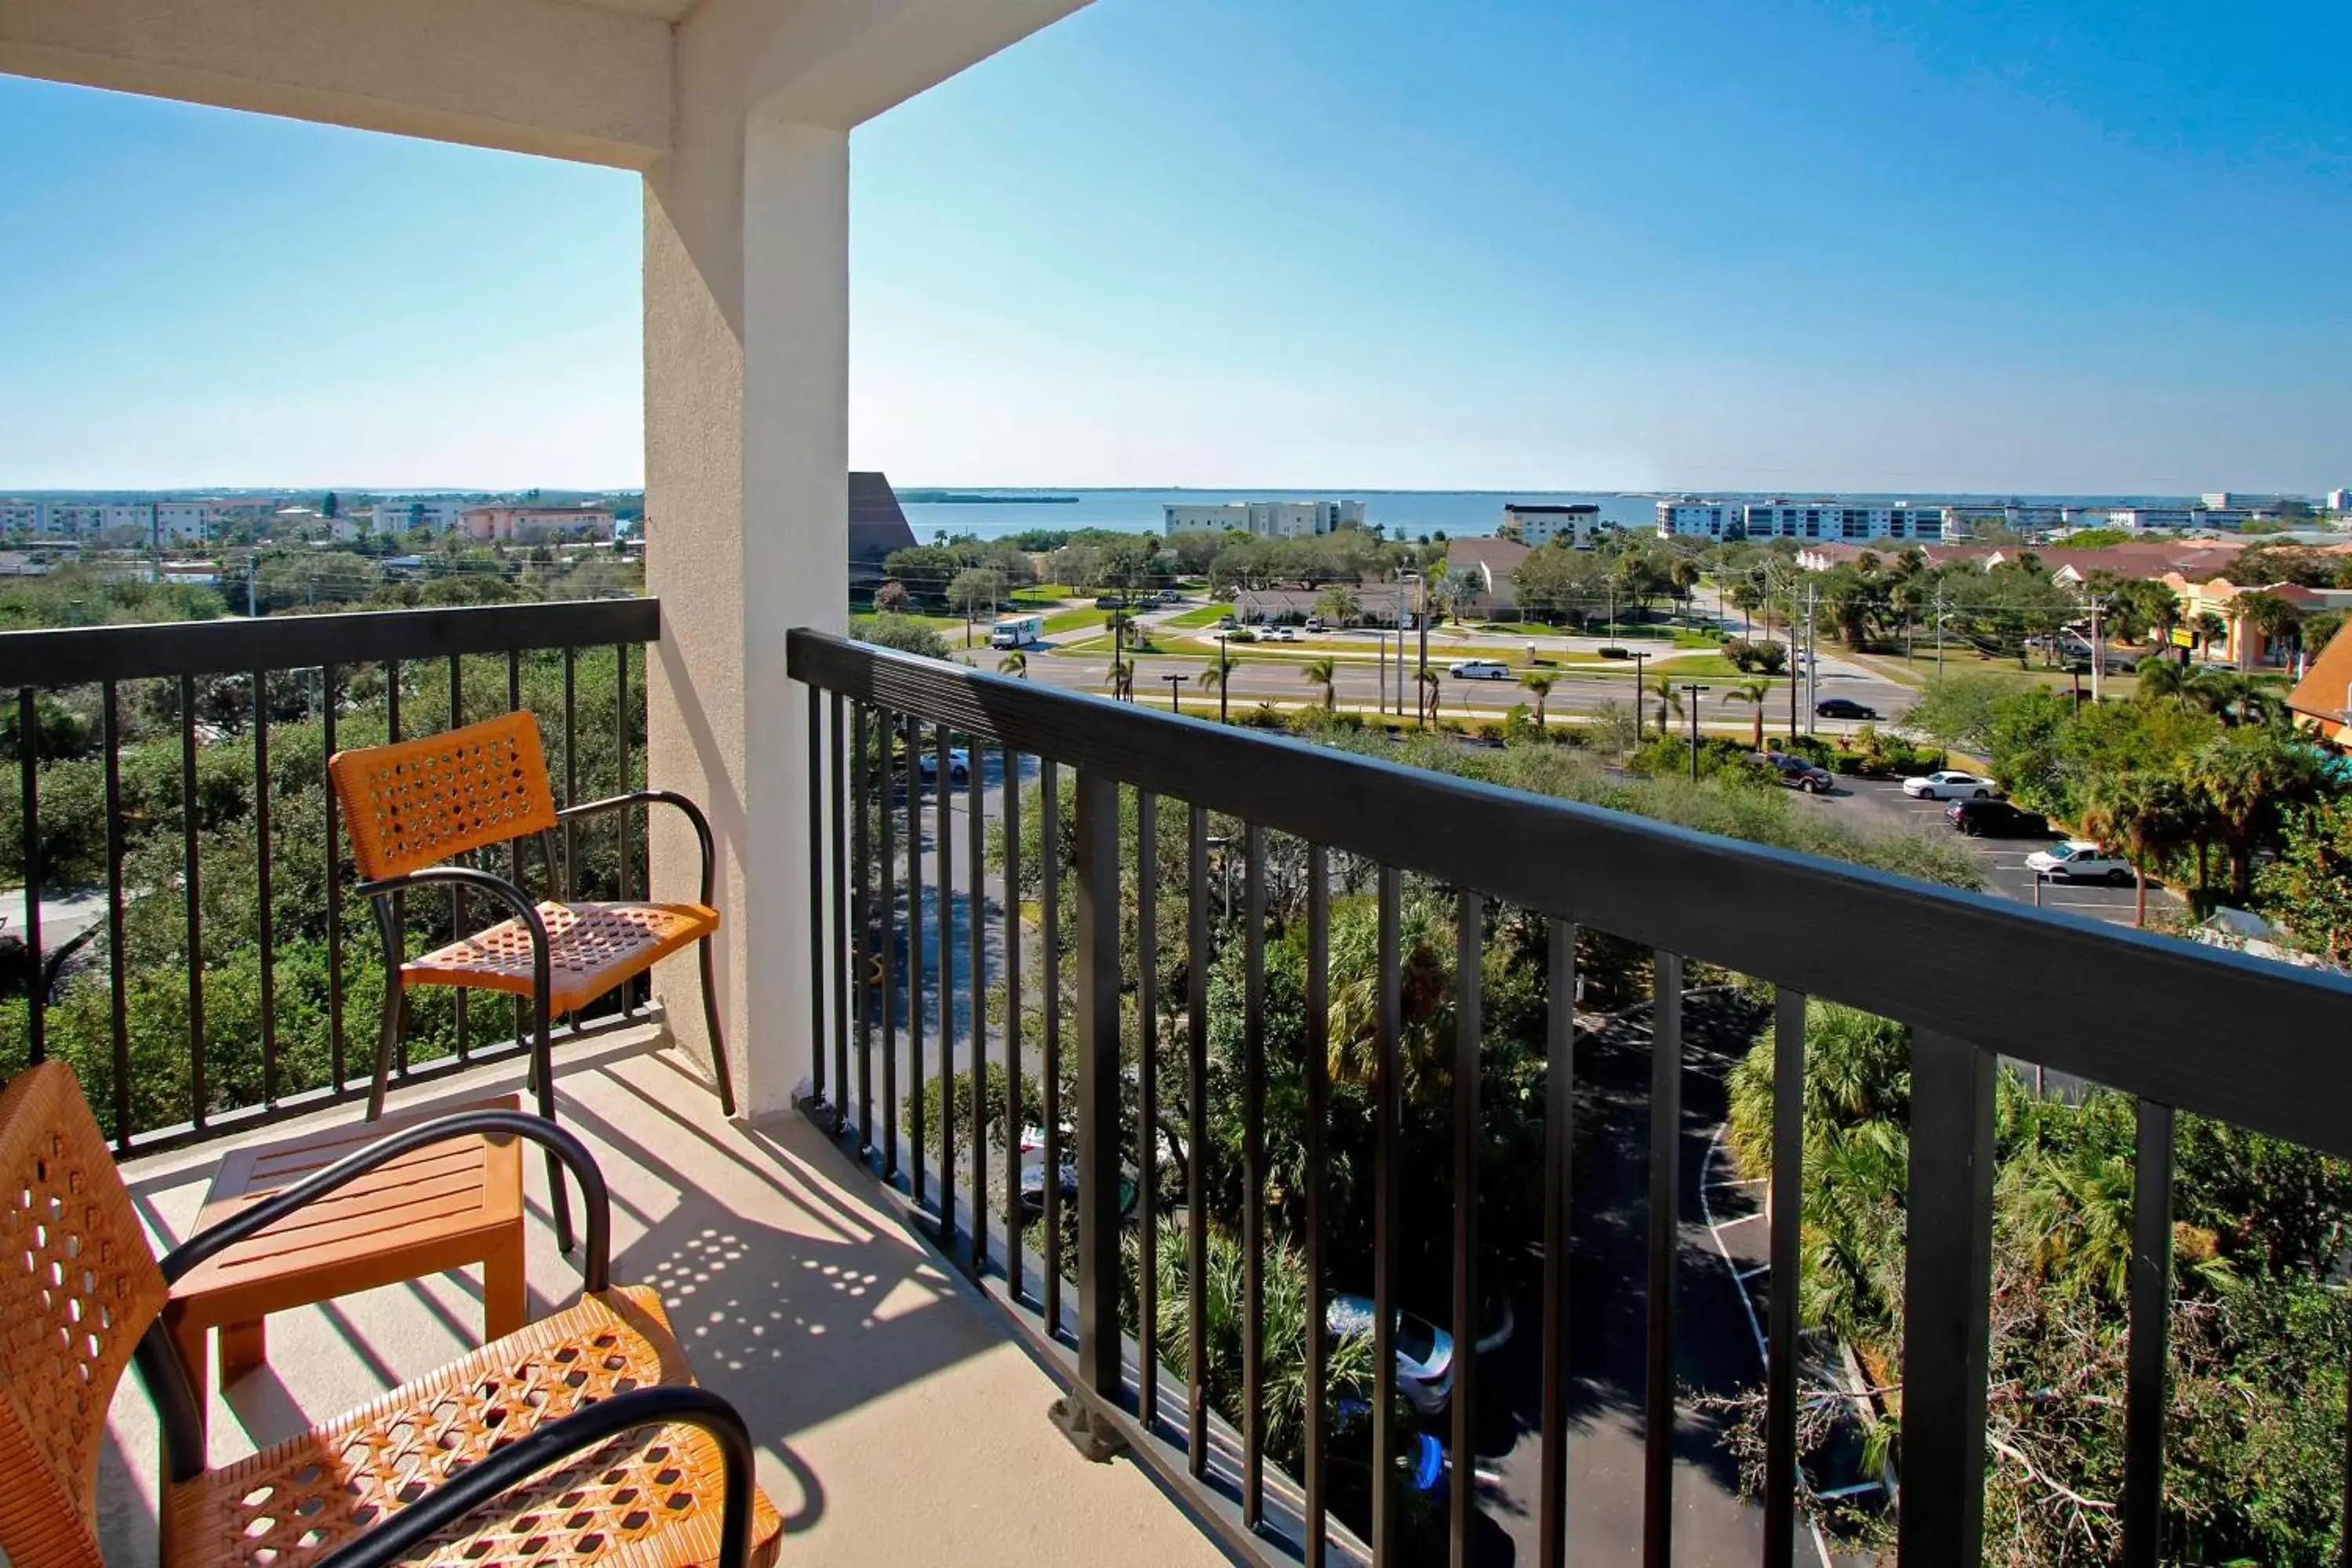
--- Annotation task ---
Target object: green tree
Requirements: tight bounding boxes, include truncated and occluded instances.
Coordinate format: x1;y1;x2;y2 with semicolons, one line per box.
872;579;914;616
1315;584;1361;626
2080;771;2187;927
996;649;1028;679
1518;669;1555;728
2187;728;2325;902
1726;681;1772;751
1646;670;1682;738
2258;797;2352;961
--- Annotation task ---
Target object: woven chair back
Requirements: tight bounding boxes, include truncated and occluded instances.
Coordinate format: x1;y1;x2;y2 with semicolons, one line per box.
328;711;561;882
0;1063;171;1568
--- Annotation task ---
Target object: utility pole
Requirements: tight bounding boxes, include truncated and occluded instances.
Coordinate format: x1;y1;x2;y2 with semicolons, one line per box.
1214;633;1232;725
1803;583;1820;735
1376;631;1388;717
1112;612;1127;702
1682;683;1711;782
1934;586;1946;679
2087;594;2107;705
1163;673;1189;713
1785;579;1801;742
1632;650;1649;735
246;553;258;619
1417;574;1431;724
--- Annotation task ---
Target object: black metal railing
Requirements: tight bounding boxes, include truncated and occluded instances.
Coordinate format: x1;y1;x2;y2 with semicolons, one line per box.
0;598;659;1154
786;628;2352;1568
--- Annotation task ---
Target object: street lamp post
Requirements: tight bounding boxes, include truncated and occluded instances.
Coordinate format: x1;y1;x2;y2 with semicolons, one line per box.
1632;650;1648;735
1683;682;1711;782
1215;633;1232;724
1163;672;1189;713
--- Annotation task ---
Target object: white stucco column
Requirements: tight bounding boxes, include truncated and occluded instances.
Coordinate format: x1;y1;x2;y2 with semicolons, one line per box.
644;111;848;1118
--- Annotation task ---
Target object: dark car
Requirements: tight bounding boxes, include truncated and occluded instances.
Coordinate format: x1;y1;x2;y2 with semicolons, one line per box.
1946;798;2049;838
1814;697;1878;720
1759;751;1833;794
1094;595;1127;610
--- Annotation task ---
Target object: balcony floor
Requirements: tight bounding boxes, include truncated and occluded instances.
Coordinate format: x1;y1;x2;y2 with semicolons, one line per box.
103;1025;1228;1566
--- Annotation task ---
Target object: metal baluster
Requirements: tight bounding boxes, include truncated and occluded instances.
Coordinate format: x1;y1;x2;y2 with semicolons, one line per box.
385;660;404;1075
833;692;851;1136
1538;919;1577;1567
615;640;632;909
880;707;898;1181
181;674;205;1127
1373;865;1402;1559
1137;793;1160;1428
908;713;927;1212
1766;987;1808;1568
1004;750;1025;1294
1186;804;1210;1475
1071;768;1124;1429
808;697;827;1109
448;654;467;1060
853;703;873;1155
1644;950;1683;1568
968;740;989;1274
255;672;275;1102
1450;891;1483;1566
1041;761;1063;1337
935;727;955;1244
562;647;577;900
508;649;524;1052
323;663;344;1091
1898;1030;1998;1567
19;689;42;1066
2122;1098;2175;1568
1304;844;1330;1566
103;684;129;1148
1243;823;1267;1528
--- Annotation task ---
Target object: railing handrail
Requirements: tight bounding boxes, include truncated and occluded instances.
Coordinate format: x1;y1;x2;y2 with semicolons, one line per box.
0;597;659;687
789;626;2352;1160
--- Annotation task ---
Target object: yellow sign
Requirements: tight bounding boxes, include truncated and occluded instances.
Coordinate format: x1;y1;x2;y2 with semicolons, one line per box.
2169;626;2195;648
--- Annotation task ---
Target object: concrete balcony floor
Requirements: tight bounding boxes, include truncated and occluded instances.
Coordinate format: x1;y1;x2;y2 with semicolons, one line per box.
103;1025;1227;1566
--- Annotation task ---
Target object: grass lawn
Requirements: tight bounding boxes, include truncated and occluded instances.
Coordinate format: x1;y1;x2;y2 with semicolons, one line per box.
1164;603;1230;629
1851;643;2153;699
1043;605;1111;635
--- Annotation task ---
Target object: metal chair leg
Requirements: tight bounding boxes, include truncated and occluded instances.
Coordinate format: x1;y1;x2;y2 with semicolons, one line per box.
532;987;575;1255
699;935;735;1117
366;982;404;1120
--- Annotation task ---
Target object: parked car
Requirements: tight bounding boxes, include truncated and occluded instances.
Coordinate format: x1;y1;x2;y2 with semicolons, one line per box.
1264;626;1301;643
1015;1157;1139;1221
914;747;971;785
1094;595;1127;610
1759;752;1833;793
1901;770;1994;800
1326;1294;1455;1414
1447;659;1512;681
1813;697;1878;720
2026;840;2135;885
1946;799;2049;838
1304;616;1327;633
1217;615;1239;630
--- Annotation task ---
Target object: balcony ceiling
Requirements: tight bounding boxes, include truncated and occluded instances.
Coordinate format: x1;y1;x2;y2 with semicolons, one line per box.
560;0;701;19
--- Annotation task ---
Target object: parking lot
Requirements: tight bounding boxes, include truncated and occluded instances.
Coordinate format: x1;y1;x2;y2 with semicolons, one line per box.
1798;776;2182;927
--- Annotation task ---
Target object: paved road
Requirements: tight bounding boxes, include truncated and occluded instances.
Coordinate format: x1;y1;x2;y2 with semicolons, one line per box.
1005;638;1914;738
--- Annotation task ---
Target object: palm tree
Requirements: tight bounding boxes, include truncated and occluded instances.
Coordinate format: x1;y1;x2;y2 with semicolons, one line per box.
996;649;1028;679
2240;590;2305;670
1726;681;1772;750
2190;670;2279;728
2080;772;2183;927
1646;670;1682;739
1112;657;1135;702
1417;666;1443;725
1315;584;1360;626
1519;669;1557;728
1668;557;1700;616
1445;566;1486;624
2193;610;2228;662
1200;648;1236;722
1302;655;1338;711
2187;729;2321;901
2133;653;2188;706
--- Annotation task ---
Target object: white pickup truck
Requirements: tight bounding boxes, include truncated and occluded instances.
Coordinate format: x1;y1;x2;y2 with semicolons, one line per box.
2025;840;2134;885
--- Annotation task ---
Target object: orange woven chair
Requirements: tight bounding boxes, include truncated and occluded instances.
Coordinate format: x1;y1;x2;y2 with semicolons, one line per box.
329;712;729;1251
0;1061;781;1568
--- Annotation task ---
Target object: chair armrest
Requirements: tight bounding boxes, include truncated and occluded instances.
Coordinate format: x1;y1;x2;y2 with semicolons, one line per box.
158;1109;612;1294
354;866;551;1000
557;789;716;906
314;1385;757;1568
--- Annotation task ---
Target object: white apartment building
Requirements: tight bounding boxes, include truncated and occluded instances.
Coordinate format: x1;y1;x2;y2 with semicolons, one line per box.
0;503;45;535
1744;500;1944;543
374;496;474;533
1654;500;1742;539
2110;506;2249;532
45;504;103;537
460;504;617;543
156;501;210;543
1161;499;1366;539
1504;503;1602;548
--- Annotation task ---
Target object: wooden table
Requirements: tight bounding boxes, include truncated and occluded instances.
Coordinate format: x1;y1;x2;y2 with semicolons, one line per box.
164;1094;527;1428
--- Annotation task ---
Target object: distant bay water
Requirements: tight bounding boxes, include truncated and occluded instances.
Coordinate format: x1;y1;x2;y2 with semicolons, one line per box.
897;487;2199;543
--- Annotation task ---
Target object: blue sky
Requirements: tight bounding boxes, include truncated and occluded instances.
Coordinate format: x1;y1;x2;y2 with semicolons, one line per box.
5;0;2350;492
